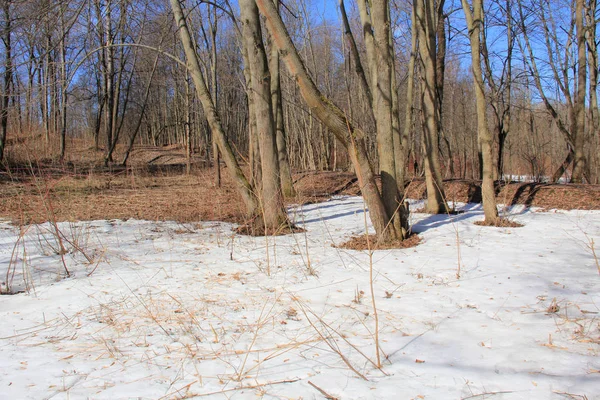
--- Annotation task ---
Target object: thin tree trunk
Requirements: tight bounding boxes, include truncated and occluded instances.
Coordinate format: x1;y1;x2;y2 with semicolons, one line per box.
103;0;115;162
462;0;499;224
403;5;418;181
59;5;68;161
122;53;159;166
339;0;373;109
571;0;587;182
497;0;513;180
269;0;295;197
414;0;447;213
209;5;221;187
0;0;11;163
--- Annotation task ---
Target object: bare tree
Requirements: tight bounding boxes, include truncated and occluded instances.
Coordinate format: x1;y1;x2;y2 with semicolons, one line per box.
0;0;12;163
170;0;259;217
269;0;294;197
517;0;589;183
414;0;448;213
240;0;289;230
461;0;500;224
257;0;409;241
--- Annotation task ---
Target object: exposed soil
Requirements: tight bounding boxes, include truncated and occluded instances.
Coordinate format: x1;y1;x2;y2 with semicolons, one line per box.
337;233;422;251
2;142;599;226
473;218;524;228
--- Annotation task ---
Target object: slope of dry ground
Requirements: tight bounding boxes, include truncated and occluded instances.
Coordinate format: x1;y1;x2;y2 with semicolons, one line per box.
2;142;599;225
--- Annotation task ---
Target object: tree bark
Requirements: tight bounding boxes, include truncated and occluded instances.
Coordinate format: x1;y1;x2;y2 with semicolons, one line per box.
240;0;288;231
269;0;295;197
462;0;499;224
369;0;403;236
571;0;587;182
170;0;258;216
414;0;448;213
0;0;12;163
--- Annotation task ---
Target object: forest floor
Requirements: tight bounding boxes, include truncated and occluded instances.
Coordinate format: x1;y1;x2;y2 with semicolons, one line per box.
1;141;599;399
1;140;600;225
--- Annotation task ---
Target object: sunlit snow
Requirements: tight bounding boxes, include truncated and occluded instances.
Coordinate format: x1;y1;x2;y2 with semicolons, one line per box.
1;196;598;399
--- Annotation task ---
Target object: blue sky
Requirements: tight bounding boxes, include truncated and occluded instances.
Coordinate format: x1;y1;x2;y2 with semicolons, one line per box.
311;0;339;22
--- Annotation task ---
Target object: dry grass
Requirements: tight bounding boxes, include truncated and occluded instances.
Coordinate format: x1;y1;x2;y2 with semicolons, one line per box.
473;218;524;228
2;135;599;228
0;168;247;225
337;233;422;251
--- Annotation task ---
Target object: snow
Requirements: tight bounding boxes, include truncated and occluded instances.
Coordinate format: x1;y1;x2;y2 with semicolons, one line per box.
1;196;599;399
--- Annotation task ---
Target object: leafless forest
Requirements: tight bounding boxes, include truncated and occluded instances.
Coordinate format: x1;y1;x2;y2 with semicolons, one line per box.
0;0;599;239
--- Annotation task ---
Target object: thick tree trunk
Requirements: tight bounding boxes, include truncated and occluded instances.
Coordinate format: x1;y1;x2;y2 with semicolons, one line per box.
552;149;574;183
369;0;403;237
240;0;288;231
241;45;261;188
170;0;258;216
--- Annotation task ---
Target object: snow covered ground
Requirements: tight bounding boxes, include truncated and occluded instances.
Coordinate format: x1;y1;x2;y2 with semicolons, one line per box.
0;196;599;399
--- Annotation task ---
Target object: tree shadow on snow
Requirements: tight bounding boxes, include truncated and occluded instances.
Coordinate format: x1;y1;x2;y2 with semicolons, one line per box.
296;208;366;225
411;204;482;233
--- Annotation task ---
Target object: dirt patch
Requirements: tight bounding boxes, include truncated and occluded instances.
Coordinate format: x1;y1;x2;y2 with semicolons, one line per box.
337;233;422;251
473;218;524;228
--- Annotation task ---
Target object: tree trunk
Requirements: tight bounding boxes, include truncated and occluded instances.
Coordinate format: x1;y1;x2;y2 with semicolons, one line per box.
462;0;499;224
571;0;587;182
0;0;11;163
59;5;68;162
170;0;258;216
240;0;288;231
403;4;418;180
208;6;221;187
256;0;407;241
269;0;295;197
414;0;447;213
369;0;403;237
241;45;261;188
103;0;115;163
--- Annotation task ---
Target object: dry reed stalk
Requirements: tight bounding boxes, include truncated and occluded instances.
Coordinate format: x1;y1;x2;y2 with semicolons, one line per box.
161;378;300;399
362;200;381;368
